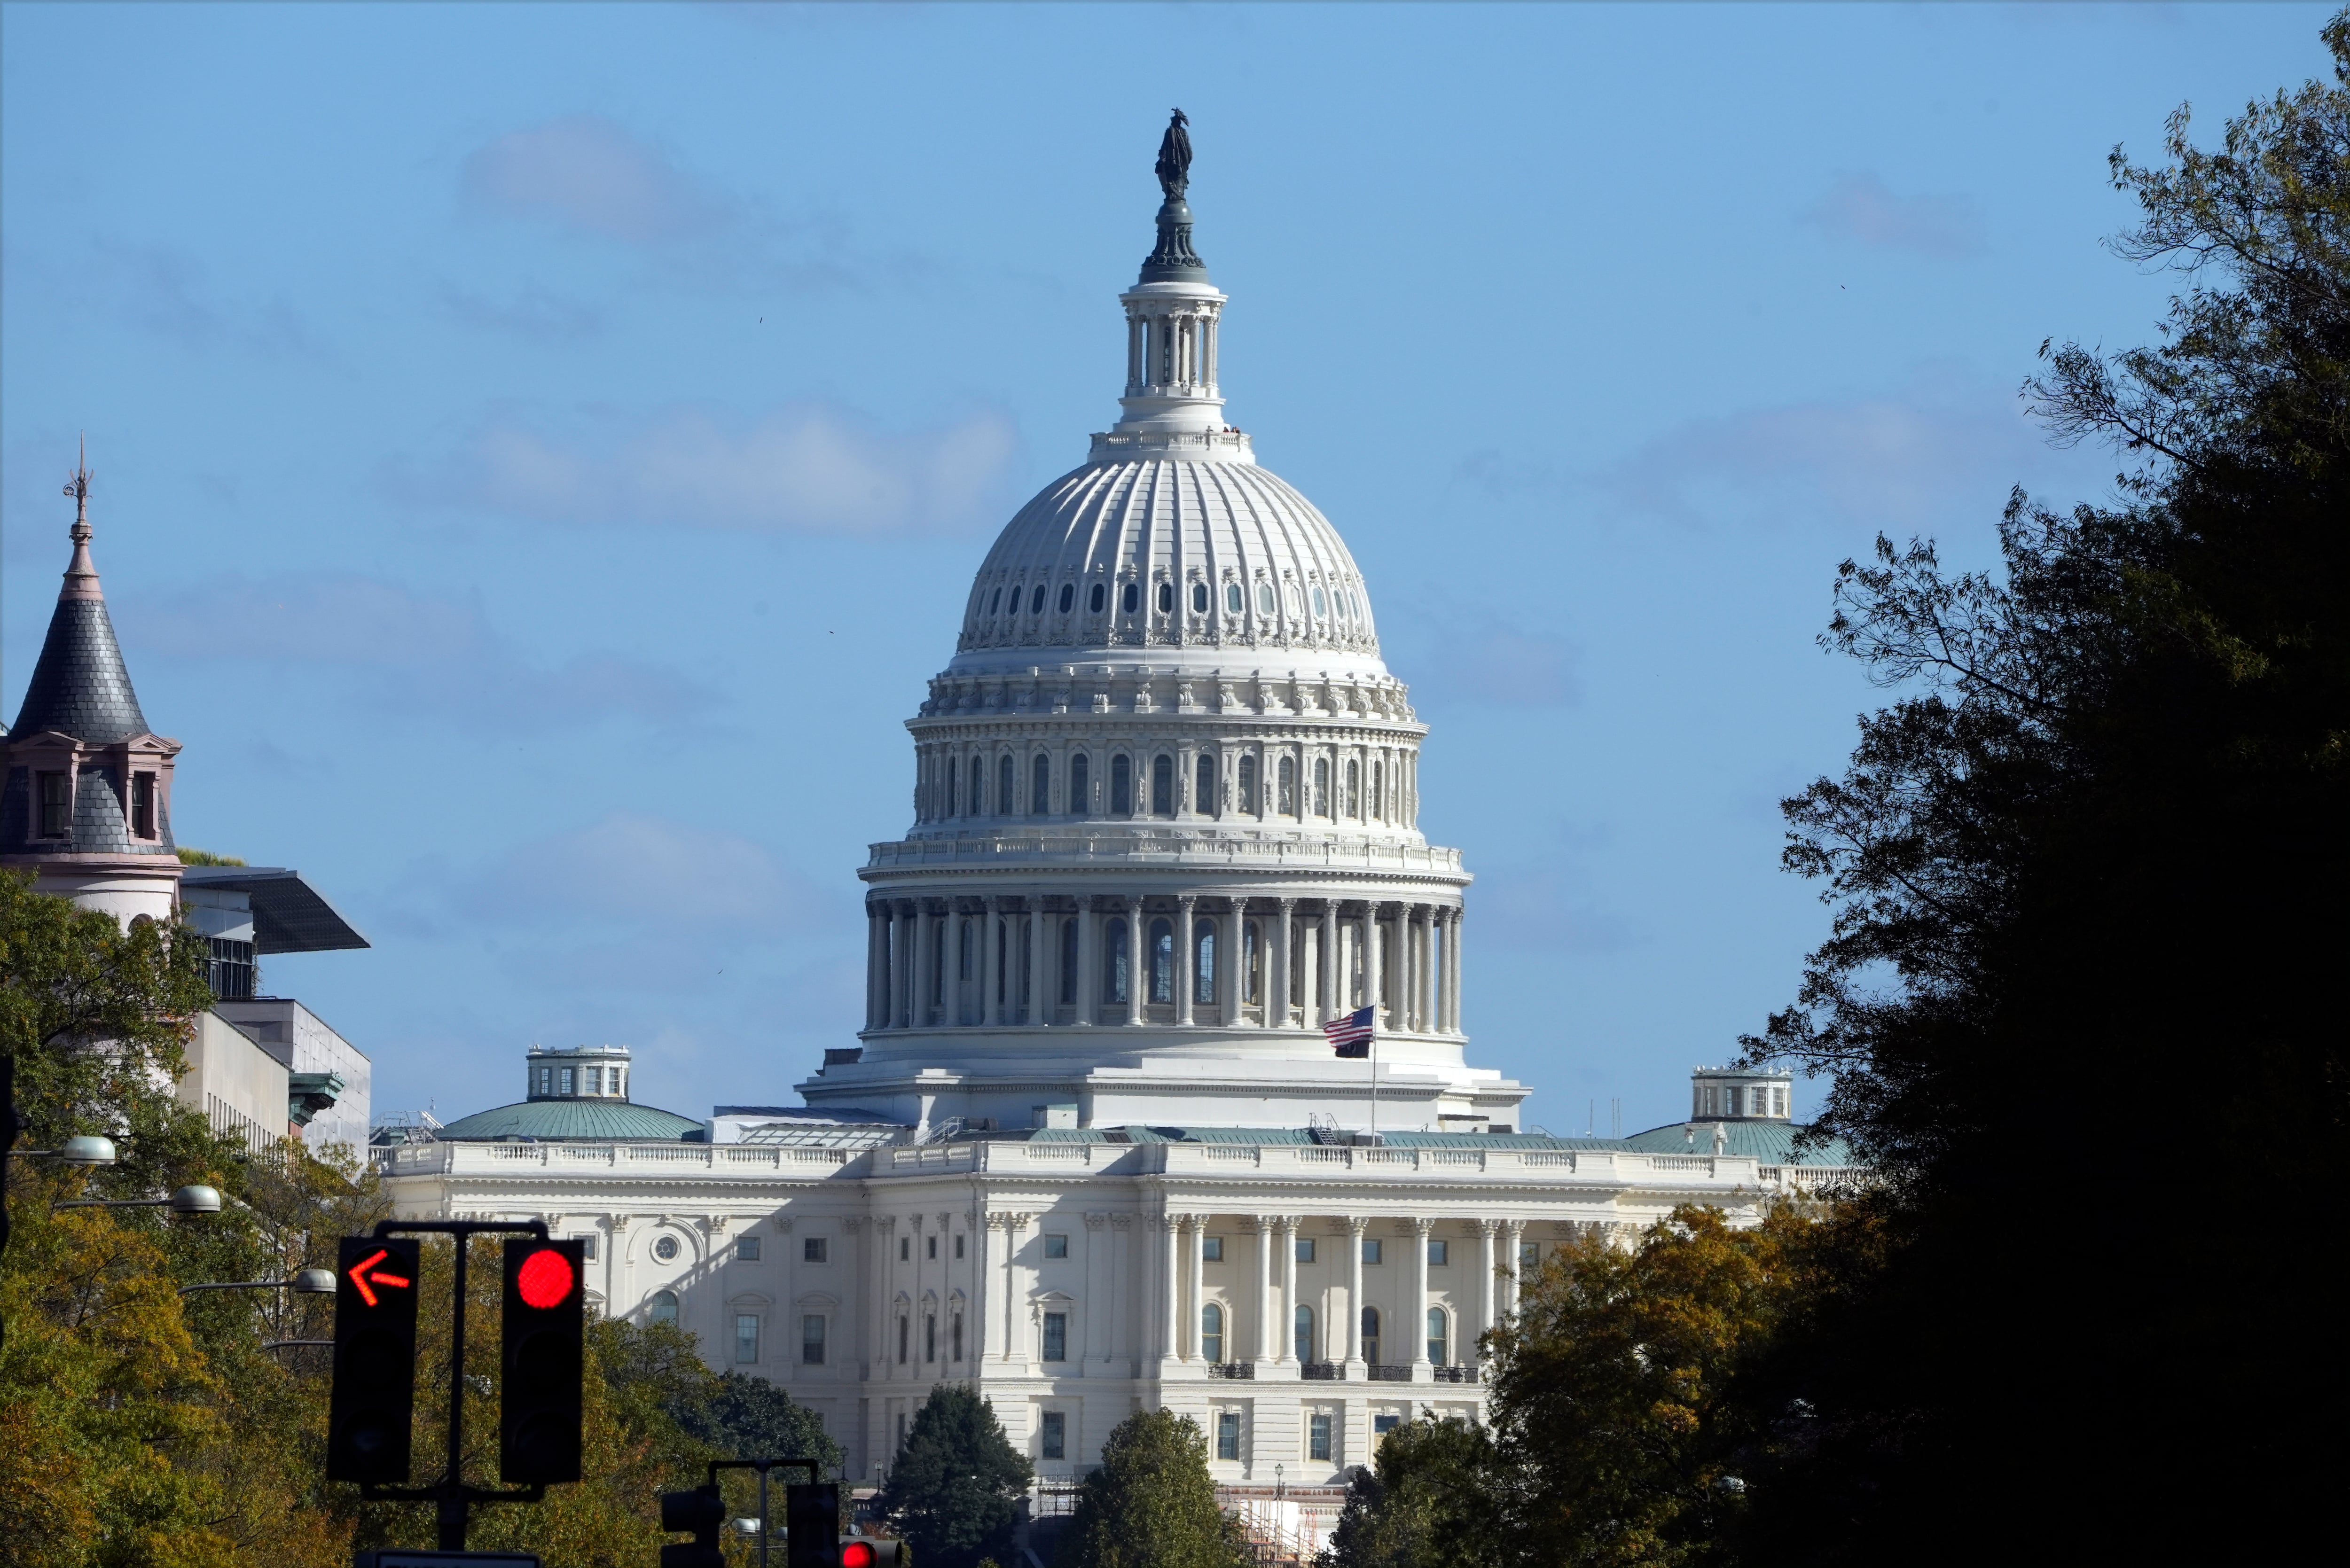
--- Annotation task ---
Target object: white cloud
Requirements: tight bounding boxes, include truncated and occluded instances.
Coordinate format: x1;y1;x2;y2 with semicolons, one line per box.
120;574;713;732
1798;172;1986;258
462;116;716;244
394;401;1020;535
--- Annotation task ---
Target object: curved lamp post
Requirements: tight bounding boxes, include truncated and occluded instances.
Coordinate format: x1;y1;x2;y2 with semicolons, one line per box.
55;1183;222;1215
8;1134;118;1166
180;1267;337;1297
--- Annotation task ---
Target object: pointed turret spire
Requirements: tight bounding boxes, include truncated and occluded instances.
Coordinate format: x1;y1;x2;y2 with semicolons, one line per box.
9;445;152;743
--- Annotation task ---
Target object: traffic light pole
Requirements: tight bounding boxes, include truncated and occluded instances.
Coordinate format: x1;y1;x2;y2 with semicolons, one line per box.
357;1218;552;1550
706;1459;820;1568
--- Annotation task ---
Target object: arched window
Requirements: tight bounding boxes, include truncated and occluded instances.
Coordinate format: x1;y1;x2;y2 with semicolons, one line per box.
1257;581;1276;615
988;587;1003;615
1243;921;1261;1005
1195;753;1215;817
1059;582;1074;613
1294;1303;1316;1364
1104;919;1129;1003
998;755;1015;815
1371;760;1384;822
1202;1302;1224;1364
1313;757;1331;817
1151;754;1174;816
1111;754;1132;815
1156;582;1174;615
1071;751;1091;815
650;1290;680;1327
1312;585;1328;618
1060;918;1079;1005
1190;581;1209;615
1426;1307;1448;1366
1194;920;1216;1005
1030;584;1047;615
1149;918;1174;1003
1225;582;1244;615
1278;756;1297;816
1361;1306;1381;1366
968;757;985;816
1121;582;1140;615
1346;758;1361;819
1032;753;1050;815
1238;754;1258;813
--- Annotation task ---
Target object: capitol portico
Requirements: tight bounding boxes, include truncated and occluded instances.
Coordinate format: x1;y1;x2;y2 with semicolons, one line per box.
377;118;1852;1522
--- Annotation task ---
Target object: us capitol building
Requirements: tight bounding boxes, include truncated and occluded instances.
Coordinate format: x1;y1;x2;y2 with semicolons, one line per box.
378;119;1849;1511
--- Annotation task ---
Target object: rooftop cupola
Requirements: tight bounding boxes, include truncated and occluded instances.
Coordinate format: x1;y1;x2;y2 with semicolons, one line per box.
526;1044;633;1102
1109;109;1233;443
1689;1065;1793;1122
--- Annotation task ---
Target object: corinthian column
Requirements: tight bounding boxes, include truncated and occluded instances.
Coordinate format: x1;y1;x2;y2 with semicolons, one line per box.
1027;901;1049;1028
1271;898;1294;1030
1175;896;1197;1026
1410;1217;1435;1372
1124;897;1146;1025
1077;896;1101;1026
982;897;1003;1027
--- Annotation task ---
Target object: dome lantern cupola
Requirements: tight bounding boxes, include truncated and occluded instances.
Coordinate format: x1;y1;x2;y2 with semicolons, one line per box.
1109;109;1232;444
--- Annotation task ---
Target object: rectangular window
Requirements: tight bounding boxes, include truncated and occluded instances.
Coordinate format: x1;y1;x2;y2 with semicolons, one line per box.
576;1234;598;1261
1217;1411;1241;1461
735;1314;760;1364
1428;1240;1449;1266
1201;1236;1223;1263
1373;1414;1401;1437
36;772;68;838
1519;1242;1539;1268
953;1312;964;1362
802;1315;826;1365
736;1235;762;1263
1044;1233;1068;1259
1309;1412;1333;1462
926;1313;937;1363
1295;1237;1316;1264
803;1237;828;1264
955;1234;965;1260
1042;1411;1066;1460
897;1316;909;1363
1042;1311;1067;1362
900;1237;910;1262
1361;1239;1383;1265
927;1235;937;1260
131;772;157;838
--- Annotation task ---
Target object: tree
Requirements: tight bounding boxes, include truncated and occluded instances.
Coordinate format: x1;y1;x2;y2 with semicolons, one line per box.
877;1385;1032;1568
1736;16;2350;1563
1320;1416;1500;1568
1054;1409;1246;1568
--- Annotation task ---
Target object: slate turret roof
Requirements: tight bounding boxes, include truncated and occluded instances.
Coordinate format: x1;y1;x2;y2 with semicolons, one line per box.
11;460;151;744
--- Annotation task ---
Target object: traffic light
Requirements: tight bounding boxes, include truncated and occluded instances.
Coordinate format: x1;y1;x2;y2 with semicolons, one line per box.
838;1538;902;1568
658;1483;725;1568
499;1238;586;1483
785;1482;842;1568
328;1236;423;1481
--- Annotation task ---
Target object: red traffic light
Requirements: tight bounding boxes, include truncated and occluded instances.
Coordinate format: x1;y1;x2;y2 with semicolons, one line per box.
514;1246;576;1309
344;1246;414;1309
842;1543;876;1568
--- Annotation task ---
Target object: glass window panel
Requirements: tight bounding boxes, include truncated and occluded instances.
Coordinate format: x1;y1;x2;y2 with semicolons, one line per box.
803;1237;828;1264
1042;1410;1066;1459
1149;919;1174;1002
1217;1411;1241;1461
1427;1308;1447;1365
1042;1312;1067;1362
650;1291;678;1326
736;1236;761;1262
1309;1412;1332;1461
1293;1304;1314;1364
802;1315;826;1364
1195;921;1216;1004
1044;1233;1068;1259
735;1314;760;1363
1202;1303;1223;1364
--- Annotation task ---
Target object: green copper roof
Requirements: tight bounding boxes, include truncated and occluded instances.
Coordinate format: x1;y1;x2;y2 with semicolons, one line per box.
433;1099;705;1142
1621;1120;1855;1166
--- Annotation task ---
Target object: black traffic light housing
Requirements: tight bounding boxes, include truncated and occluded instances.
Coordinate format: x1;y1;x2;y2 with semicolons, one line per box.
328;1236;423;1481
784;1482;841;1568
658;1483;726;1568
838;1538;902;1568
499;1239;586;1483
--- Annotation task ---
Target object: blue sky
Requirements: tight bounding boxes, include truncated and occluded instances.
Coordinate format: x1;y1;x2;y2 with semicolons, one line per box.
3;2;2330;1136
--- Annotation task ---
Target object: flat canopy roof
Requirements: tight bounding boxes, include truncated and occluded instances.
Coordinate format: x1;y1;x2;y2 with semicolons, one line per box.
180;866;369;954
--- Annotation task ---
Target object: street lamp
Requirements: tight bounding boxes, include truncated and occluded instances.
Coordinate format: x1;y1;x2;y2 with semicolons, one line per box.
180;1268;337;1297
7;1134;118;1166
1275;1462;1285;1501
55;1184;222;1215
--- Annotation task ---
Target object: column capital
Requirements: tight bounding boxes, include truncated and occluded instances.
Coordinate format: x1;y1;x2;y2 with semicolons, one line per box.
1083;1211;1110;1231
1407;1216;1436;1237
1500;1217;1525;1237
840;1216;869;1233
771;1216;795;1233
1275;896;1296;913
1474;1217;1503;1237
1341;1215;1370;1237
1108;1212;1135;1230
876;1215;898;1233
1175;893;1197;909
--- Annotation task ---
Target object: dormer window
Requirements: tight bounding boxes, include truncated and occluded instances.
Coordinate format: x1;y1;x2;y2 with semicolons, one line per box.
37;772;68;838
560;1067;575;1095
132;773;157;838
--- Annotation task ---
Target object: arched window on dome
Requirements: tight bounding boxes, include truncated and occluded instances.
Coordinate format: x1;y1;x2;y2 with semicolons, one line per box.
1238;754;1259;815
1149;918;1174;1003
1258;581;1276;615
1071;752;1091;815
1312;585;1328;619
1104;919;1129;1004
1278;756;1297;816
1194;920;1216;1005
1110;754;1132;816
1032;753;1050;815
1060;918;1078;1005
650;1291;680;1327
1156;582;1174;616
1151;754;1174;817
1190;581;1208;616
1059;582;1075;614
1030;584;1047;616
1195;754;1215;817
1092;582;1107;614
1346;759;1361;819
1313;758;1331;818
989;588;1002;615
1225;582;1243;616
998;755;1016;816
1122;582;1140;615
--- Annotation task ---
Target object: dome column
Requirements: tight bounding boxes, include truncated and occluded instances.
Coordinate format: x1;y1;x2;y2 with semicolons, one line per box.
1217;898;1242;1026
982;897;1004;1027
1175;896;1197;1026
1026;900;1050;1028
914;902;940;1029
1076;895;1102;1026
1271;898;1295;1030
1317;902;1340;1024
1123;897;1146;1025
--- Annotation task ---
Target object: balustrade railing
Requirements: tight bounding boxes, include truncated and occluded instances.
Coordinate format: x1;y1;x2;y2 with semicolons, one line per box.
1366;1364;1413;1382
1299;1361;1344;1381
1431;1364;1479;1384
1207;1361;1254;1380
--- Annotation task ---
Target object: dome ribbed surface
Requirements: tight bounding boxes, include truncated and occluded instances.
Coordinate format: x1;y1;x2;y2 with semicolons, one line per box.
433;1099;705;1142
953;457;1380;665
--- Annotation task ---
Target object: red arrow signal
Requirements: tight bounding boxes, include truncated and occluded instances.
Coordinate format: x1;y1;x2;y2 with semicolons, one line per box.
345;1246;414;1308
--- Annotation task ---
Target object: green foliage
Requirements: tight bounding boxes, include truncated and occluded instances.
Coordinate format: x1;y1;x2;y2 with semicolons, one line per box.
877;1385;1032;1568
1734;15;2350;1563
1055;1409;1247;1568
1320;1417;1499;1568
669;1369;842;1474
173;849;245;867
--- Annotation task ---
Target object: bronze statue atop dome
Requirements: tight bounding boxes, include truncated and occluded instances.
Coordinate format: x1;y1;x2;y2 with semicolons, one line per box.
1155;109;1191;199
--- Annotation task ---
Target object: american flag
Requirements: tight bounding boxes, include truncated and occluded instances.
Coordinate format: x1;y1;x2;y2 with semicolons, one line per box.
1323;1006;1375;1058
